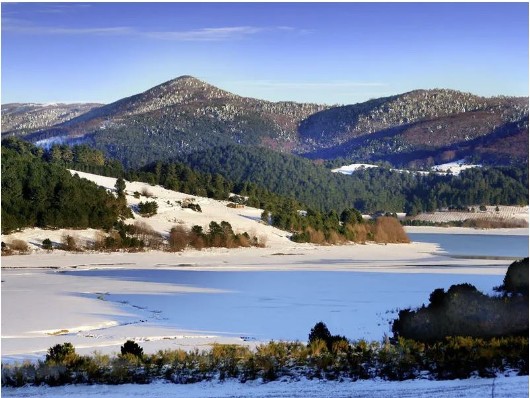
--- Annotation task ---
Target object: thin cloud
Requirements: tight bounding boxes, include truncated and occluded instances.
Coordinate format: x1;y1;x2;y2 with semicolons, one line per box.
2;19;305;41
146;26;264;41
35;4;93;14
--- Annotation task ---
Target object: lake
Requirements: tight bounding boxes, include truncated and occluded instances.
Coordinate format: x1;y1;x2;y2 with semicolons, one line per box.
408;233;528;259
65;268;502;343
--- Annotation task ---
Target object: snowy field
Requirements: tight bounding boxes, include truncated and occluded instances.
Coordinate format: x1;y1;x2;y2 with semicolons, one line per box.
2;376;528;398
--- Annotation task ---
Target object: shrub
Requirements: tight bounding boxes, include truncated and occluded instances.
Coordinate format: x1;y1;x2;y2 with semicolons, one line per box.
131;221;154;239
168;226;190;252
373;217;410;243
42;238;53;250
138;201;158;217
140;187;153;198
498;257;529;295
120;340;144;359
8;239;30;253
309;322;332;345
61;234;80;251
46;343;77;365
0;241;11;255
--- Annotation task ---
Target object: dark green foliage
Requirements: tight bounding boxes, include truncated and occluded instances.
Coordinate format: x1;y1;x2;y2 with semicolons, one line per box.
137;201;158;217
41;238;53;250
1;138;127;233
45;343;76;364
340;208;363;224
308;322;349;352
115;177;126;197
177;145;528;214
498;257;529;295
120;340;144;358
308;322;332;344
3;334;527;387
393;278;529;341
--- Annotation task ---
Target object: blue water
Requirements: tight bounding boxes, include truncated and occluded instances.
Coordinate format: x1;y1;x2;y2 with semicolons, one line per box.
408;233;529;258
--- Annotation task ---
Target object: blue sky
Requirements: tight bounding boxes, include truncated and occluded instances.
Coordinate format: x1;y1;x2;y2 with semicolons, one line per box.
2;2;528;105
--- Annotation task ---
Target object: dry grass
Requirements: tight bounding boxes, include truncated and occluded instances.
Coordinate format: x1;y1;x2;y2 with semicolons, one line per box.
190;234;205;250
307;227;326;245
463;217;529;229
346;223;370;243
168;226;189;252
7;239;30;253
61;234;82;251
373;217;410;243
140;187;153;198
131;221;163;249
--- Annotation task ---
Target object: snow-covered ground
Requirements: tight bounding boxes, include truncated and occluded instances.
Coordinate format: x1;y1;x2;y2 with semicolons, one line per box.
331;163;379;174
411;206;528;225
2;376;528;398
331;160;481;176
431;160;481;175
2;171;527;396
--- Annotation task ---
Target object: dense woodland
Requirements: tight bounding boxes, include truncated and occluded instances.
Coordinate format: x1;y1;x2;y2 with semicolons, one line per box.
1;139;130;234
2;138;528;242
177;144;528;213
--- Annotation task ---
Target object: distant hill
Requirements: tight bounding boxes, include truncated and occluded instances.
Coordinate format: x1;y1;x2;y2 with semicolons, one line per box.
4;76;528;168
1;103;102;137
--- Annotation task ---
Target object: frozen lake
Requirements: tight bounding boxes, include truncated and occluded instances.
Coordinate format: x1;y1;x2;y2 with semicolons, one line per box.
408;232;528;259
1;231;523;362
62;268;501;343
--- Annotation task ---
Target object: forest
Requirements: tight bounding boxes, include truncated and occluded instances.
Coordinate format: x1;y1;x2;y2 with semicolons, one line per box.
1;138;130;234
176;145;528;214
2;138;528;242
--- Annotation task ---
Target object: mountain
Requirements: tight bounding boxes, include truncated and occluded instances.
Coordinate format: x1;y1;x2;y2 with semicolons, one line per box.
1;103;102;137
5;76;528;167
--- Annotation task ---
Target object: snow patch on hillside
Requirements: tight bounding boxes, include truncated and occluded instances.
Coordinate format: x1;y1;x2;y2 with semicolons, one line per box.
331;160;481;176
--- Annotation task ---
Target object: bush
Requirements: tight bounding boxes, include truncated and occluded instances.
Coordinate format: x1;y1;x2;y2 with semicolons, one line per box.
61;234;81;251
309;322;332;344
308;322;348;351
138;201;158;217
7;239;30;253
46;343;77;364
140;187;153;198
168;226;190;252
42;238;53;250
373;217;410;243
498;257;529;295
120;340;144;359
393;277;529;341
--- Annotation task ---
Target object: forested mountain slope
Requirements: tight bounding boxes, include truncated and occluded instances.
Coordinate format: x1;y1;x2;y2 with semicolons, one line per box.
7;76;527;168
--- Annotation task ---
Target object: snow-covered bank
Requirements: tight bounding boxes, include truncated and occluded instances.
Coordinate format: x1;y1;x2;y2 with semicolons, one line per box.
2;376;528;398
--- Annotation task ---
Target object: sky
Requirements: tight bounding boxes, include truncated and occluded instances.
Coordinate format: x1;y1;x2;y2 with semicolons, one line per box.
1;2;529;105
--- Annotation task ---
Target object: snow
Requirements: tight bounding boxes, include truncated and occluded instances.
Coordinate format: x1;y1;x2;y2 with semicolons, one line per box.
331;164;378;175
2;376;528;397
2;170;526;396
331;160;481;176
431;160;481;175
